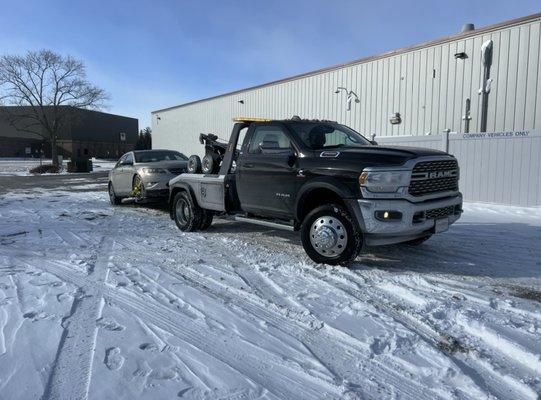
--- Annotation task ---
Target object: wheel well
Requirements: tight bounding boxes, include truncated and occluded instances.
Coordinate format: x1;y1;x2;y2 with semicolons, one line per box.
297;188;346;223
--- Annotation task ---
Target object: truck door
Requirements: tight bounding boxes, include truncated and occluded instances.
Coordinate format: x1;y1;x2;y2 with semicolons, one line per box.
236;124;298;218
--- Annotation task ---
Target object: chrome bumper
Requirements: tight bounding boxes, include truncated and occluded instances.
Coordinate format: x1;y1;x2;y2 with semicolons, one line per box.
357;194;463;246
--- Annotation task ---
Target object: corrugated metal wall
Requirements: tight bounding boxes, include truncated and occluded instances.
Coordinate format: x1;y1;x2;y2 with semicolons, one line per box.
152;15;541;206
377;131;541;207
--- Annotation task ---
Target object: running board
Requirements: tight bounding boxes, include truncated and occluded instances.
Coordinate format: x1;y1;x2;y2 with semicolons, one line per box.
234;216;295;231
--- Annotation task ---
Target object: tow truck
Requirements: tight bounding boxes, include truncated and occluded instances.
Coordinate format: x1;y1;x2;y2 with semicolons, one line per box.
168;117;462;265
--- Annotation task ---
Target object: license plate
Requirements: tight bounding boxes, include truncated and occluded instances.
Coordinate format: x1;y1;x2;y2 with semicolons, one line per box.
434;218;449;233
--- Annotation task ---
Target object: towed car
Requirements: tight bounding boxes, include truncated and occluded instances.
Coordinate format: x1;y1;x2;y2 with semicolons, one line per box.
108;150;188;204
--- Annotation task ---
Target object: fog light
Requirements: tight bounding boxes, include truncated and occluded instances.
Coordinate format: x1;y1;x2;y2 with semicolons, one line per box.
375;210;402;221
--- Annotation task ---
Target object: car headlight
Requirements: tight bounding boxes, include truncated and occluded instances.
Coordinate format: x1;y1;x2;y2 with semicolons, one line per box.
141;167;167;174
359;170;410;193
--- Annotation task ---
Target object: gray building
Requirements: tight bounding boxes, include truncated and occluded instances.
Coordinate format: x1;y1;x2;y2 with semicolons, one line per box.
152;13;541;207
0;106;138;159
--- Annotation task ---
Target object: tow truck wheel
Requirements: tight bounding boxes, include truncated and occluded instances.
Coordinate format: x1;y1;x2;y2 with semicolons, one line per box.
301;204;362;265
200;209;214;230
202;154;215;174
187;155;202;173
108;182;122;205
173;191;203;232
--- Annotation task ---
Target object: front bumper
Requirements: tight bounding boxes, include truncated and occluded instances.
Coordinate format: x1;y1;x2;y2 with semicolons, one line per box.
357;194;462;246
140;174;178;199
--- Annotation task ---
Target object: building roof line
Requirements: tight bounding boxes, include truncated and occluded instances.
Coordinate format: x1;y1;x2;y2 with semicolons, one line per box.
151;11;541;114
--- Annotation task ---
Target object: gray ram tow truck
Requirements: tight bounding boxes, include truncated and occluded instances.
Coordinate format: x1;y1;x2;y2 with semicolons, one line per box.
168;117;462;265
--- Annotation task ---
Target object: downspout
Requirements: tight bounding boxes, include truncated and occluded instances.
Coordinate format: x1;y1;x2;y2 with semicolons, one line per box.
479;40;493;132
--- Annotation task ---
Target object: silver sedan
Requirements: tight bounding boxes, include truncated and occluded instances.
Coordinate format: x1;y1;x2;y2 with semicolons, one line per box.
108;150;188;205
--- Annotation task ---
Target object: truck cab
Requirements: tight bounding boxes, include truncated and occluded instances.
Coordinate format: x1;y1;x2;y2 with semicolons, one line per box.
168;117;462;265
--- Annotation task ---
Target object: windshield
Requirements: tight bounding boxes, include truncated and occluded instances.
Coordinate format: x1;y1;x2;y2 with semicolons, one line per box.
289;122;371;149
134;150;187;163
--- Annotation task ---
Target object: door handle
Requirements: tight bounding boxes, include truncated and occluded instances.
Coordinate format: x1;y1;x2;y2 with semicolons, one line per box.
243;163;254;168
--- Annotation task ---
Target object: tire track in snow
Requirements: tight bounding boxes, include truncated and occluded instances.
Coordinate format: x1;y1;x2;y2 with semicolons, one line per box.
19;248;343;399
42;239;113;400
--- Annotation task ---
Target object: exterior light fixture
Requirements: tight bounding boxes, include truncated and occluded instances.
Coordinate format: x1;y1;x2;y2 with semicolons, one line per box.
238;100;244;104
454;52;468;59
389;112;401;125
334;87;360;111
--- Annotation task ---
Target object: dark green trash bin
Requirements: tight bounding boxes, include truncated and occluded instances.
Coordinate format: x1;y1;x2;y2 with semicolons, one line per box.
68;156;93;173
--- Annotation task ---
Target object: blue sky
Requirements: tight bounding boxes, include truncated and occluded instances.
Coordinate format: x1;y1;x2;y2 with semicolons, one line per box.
1;0;539;128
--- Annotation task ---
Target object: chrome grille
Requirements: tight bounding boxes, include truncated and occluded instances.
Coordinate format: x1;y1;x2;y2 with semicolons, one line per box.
409;159;459;197
426;206;455;219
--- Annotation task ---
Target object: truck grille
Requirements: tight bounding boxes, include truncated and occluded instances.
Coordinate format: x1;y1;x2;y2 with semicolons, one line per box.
409;159;459;197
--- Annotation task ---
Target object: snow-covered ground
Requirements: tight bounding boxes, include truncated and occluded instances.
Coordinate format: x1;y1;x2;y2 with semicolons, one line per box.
0;158;116;176
0;185;540;400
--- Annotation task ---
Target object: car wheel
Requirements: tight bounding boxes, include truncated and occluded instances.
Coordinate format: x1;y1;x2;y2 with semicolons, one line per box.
200;209;214;230
108;182;122;205
173;191;203;232
202;154;214;174
402;235;432;246
187;155;202;173
132;175;145;203
301;204;363;265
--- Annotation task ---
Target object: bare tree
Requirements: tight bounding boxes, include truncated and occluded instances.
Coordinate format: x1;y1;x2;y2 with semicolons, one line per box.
0;50;108;165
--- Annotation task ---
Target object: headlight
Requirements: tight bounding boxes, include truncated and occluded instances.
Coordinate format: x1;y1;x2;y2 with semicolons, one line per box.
141;167;167;174
359;170;410;193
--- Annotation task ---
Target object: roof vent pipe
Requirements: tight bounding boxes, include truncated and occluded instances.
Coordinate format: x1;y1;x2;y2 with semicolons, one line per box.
461;23;475;33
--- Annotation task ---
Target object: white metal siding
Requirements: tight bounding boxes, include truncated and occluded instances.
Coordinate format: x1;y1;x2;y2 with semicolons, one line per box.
152;15;541;206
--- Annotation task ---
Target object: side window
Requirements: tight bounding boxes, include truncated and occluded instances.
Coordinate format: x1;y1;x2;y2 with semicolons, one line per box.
116;154;127;168
248;126;291;154
125;153;134;164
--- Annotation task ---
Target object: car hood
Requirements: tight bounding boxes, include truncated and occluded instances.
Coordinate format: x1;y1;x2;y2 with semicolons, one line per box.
329;145;450;167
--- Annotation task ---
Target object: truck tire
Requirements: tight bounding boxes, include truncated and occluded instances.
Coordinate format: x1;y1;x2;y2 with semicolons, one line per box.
202;154;214;174
172;191;203;232
108;182;122;205
200;209;214;230
301;204;363;265
187;155;202;173
403;235;432;246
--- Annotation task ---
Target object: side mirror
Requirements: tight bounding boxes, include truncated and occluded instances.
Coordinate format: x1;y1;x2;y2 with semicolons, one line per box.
370;140;378;146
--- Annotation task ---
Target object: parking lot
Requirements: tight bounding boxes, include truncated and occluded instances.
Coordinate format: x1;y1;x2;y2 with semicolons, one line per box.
0;173;540;400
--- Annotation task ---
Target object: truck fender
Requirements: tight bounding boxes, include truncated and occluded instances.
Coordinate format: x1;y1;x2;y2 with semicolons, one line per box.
295;177;363;229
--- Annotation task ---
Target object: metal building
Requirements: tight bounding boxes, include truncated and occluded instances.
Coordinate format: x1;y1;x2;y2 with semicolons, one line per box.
152;13;541;207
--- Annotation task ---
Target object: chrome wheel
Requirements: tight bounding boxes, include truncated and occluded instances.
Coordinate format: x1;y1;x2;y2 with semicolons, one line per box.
310;216;348;257
175;197;191;225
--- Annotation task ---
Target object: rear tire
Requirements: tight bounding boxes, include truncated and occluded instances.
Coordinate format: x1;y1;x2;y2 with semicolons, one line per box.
108;182;122;205
301;204;363;265
172;191;203;232
403;235;432;246
200;209;214;230
187;155;202;173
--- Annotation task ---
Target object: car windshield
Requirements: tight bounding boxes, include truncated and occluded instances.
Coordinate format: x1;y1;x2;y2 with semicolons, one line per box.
289;122;372;149
134;150;187;163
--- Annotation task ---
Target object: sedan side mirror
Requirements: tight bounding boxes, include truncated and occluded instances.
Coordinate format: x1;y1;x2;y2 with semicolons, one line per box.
370;140;378;145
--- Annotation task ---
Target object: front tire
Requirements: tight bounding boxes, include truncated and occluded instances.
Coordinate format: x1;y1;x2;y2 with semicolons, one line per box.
132;175;146;203
301;204;363;265
173;191;203;232
108;182;122;205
